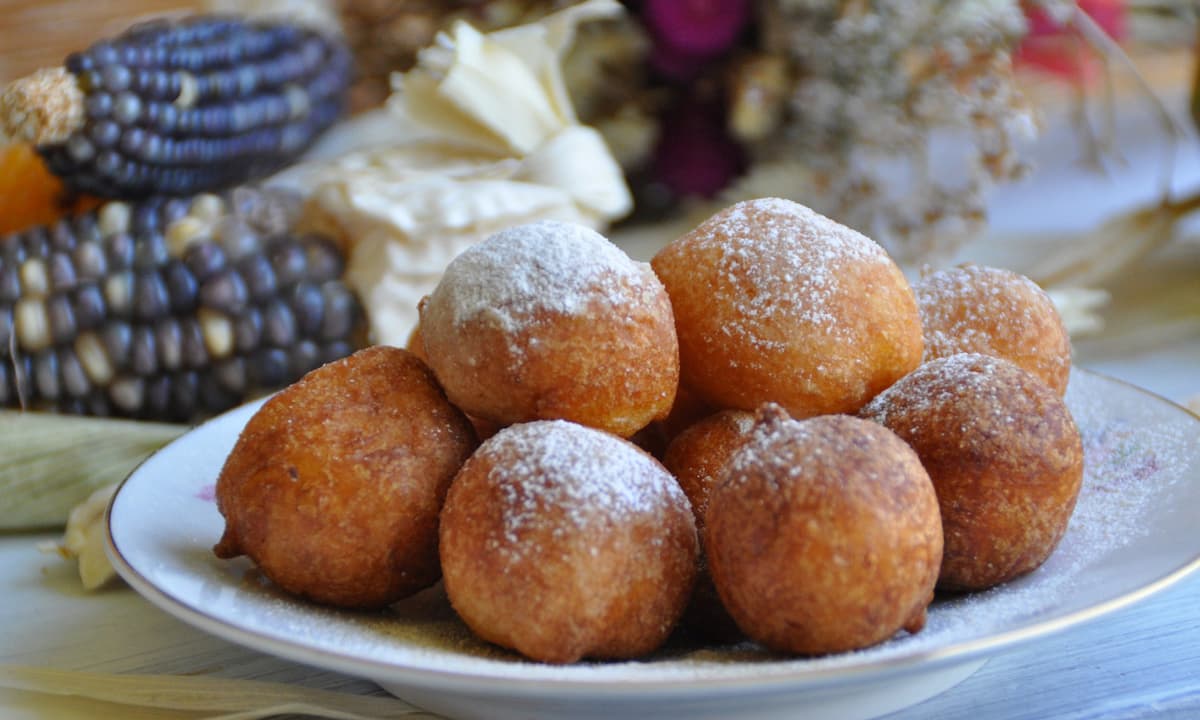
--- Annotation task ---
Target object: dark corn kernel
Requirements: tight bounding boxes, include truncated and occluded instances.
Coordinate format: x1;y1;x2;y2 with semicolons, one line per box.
163;259;198;312
261;298;296;347
0;306;12;349
289;338;321;377
249;347;289;387
239;253;277;301
104;232;136;270
179;317;208;368
102;321;133;366
302;235;344;281
60;349;90;398
182;241;227;281
199;373;238;414
214;356;247;393
319;282;357;341
72;242;108;280
200;268;249;315
320;339;353;365
33;349;61;400
47;293;77;344
0;265;20;303
39;16;352;198
49;252;78;291
269;239;306;286
289;282;323;337
72;284;107;330
132;271;170;321
50;221;78;252
130;325;157;376
133;231;170;269
233;306;262;353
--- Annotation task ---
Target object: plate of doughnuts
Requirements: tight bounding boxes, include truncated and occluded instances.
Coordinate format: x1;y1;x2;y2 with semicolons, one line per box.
106;201;1200;720
105;363;1200;720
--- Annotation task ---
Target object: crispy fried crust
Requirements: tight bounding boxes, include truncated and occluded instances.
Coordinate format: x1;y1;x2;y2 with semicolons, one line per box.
916;265;1072;396
213;346;478;608
439;420;698;664
419;223;679;438
706;410;943;655
651;198;923;418
860;353;1084;591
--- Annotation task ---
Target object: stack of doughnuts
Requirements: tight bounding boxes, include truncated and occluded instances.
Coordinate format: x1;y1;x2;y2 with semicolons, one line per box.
212;200;1084;664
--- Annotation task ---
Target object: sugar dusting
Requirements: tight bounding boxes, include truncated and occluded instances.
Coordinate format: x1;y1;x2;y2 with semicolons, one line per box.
861;352;1022;429
219;371;1198;684
916;264;1069;378
682;198;893;350
431;220;656;332
476;420;685;565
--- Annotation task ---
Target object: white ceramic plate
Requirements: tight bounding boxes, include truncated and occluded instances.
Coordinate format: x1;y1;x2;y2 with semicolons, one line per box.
106;369;1200;720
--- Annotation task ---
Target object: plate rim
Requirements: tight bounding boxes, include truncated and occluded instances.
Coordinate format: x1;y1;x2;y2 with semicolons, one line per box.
104;367;1200;697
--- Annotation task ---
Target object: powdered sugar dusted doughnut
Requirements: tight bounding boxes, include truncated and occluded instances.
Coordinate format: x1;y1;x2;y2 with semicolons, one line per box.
439;420;698;664
705;409;942;655
651;198;923;418
419;220;678;437
916;264;1071;395
860;353;1084;591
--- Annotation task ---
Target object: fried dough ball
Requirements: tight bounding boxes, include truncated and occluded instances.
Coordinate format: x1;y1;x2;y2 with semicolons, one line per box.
860;353;1084;591
213;346;478;609
419;220;679;438
650;198;923;418
706;409;942;655
662;409;756;641
916;264;1071;395
439;420;699;664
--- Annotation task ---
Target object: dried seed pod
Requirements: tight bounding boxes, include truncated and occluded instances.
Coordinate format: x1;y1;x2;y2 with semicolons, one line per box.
1;16;352;199
0;188;364;422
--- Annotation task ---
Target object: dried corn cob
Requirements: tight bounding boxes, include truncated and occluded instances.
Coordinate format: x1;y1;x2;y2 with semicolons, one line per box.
0;187;365;422
0;15;352;198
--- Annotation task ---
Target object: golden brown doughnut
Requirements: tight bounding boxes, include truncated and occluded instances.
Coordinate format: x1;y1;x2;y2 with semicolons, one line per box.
661;409;756;641
705;408;942;655
213;346;477;608
916;264;1071;395
860;353;1084;591
419;220;679;437
439;420;698;664
651;198;923;418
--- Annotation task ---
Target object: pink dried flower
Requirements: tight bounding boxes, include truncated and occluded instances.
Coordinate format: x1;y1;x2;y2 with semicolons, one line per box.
1018;0;1127;82
651;98;745;198
643;0;751;57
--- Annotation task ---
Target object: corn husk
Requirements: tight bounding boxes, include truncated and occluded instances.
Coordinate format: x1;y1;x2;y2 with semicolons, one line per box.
0;665;436;720
0;411;184;530
268;0;632;348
